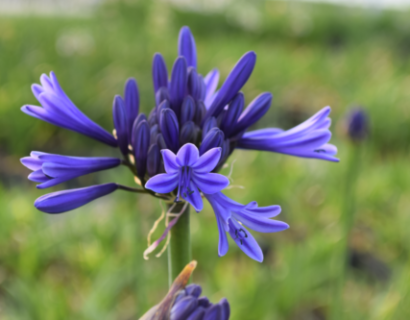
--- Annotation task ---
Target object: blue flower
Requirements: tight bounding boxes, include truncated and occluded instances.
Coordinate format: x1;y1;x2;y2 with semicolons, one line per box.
170;284;230;320
145;143;229;212
21;152;121;189
205;192;289;262
35;183;119;214
237;106;339;162
22;72;117;147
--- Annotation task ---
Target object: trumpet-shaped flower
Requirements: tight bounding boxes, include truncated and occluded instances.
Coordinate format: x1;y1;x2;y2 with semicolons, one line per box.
145;143;229;212
205;192;289;262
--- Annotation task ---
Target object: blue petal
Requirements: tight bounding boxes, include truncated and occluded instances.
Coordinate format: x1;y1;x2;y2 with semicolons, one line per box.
219;298;230;320
176;143;199;166
215;213;229;257
133;120;150;179
203;304;223;320
21;156;42;171
204;51;256;121
113;95;129;155
161;149;180;173
199;128;224;155
186;307;205;320
152;53;168;93
204;68;219;106
34;183;118;214
220;92;244;137
232;210;289;233
160;108;180;153
191;147;222;173
28;169;49;183
178;26;197;68
228;219;263;262
124;78;139;135
145;173;179;194
246;205;281;218
183;181;203;212
192;173;229;194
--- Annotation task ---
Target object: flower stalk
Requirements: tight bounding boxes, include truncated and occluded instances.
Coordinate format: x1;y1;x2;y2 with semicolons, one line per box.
167;202;191;287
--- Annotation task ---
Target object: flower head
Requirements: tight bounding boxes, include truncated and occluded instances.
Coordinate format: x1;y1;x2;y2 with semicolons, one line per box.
145;143;229;211
206;192;288;262
346;107;368;142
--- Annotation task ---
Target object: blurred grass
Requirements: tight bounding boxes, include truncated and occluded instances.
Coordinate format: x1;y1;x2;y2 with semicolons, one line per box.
1;0;410;319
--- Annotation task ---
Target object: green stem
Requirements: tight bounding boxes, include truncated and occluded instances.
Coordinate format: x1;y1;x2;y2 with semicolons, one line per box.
332;143;362;320
167;203;191;287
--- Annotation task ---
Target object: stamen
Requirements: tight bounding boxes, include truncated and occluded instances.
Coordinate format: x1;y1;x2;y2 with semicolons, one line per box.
239;228;248;238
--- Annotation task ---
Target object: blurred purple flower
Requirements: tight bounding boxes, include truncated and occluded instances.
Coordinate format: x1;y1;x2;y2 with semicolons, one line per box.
346;107;368;141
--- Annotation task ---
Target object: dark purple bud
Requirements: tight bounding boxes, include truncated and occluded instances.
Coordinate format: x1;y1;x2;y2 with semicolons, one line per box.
131;113;147;146
181;96;196;125
220;298;230;320
170;57;187;117
194;101;207;125
180;121;198;145
152;53;168;93
197;297;210;308
198;75;207;102
185;284;202;298
156;100;171;124
170;296;198;320
160;108;180;153
173;290;187;305
187;68;201;100
347;107;368;141
204;51;256;121
124;78;139;136
148;108;157;127
202;117;217;137
132;120;150;179
186;307;206;320
200;127;224;155
156;133;167;150
232;92;272;136
219;139;230;165
203;304;223;320
150;124;159;145
178;26;197;68
112;95;128;155
147;144;160;177
220;92;244;137
34;183;118;214
155;87;170;107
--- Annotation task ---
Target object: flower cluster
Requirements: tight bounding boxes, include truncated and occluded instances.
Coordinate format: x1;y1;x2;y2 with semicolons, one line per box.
21;26;338;262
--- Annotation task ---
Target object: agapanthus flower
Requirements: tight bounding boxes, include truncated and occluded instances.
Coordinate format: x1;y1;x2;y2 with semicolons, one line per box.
205;192;288;262
145;143;229;212
21;25;338;261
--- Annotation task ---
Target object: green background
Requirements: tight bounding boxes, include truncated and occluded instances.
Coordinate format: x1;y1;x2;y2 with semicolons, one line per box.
1;1;410;319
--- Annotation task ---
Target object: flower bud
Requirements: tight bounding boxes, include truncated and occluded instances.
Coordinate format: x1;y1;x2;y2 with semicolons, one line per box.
170;57;187;117
160;108;180;153
200;127;224;155
155;87;170;107
187;68;201;100
147;144;160;177
194;101;207;125
347;107;368;142
124;78;139;136
181;96;196;125
220;92;244;137
112;95;128;155
202;117;217;137
132;120;150;179
180;121;198;145
152;53;168;93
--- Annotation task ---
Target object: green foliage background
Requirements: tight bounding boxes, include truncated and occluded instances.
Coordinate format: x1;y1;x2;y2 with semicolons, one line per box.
1;1;410;319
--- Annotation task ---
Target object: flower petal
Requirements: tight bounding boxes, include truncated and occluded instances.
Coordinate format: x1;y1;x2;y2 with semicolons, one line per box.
192;173;229;194
215;213;229;257
145;173;178;194
232;210;289;233
176;143;199;166
182;181;203;212
228;219;263;262
191;147;222;173
178;26;197;69
161;149;180;173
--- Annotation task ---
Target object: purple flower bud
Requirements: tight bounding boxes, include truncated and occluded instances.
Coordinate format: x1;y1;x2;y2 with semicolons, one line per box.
180;121;198;145
220;92;244;137
220;298;230;320
197;297;210;308
156;133;167;150
34;183;118;214
187;68;201;100
124;78;139;136
147;144;160;177
132;120;150;179
203;304;223;320
185;284;202;298
150;124;159;145
148;108;157;127
202;117;217;137
219;139;231;166
152;53;168;93
170;296;198;320
155;87;170;107
186;307;206;320
194;101;206;125
181;96;196;125
131;113;147;146
178;26;197;68
170;57;188;116
204;51;256;121
347;107;368;141
112;95;128;155
160;108;180;153
156;99;171;124
232;92;272;137
198;74;207;102
200;127;224;155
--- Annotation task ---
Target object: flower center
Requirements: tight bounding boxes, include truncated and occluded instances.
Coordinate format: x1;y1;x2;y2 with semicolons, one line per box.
175;166;194;202
234;227;248;245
